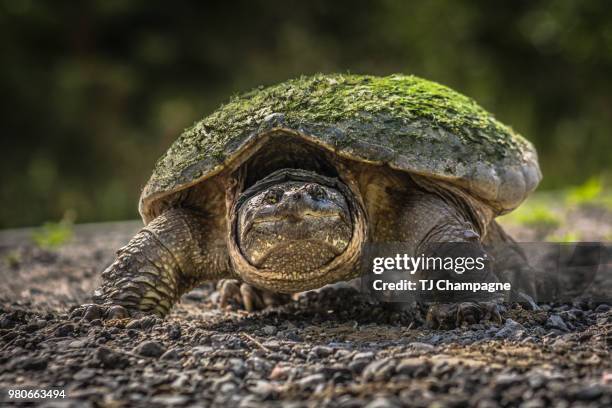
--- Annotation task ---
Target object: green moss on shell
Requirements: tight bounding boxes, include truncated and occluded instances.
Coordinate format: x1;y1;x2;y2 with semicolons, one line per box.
150;73;532;193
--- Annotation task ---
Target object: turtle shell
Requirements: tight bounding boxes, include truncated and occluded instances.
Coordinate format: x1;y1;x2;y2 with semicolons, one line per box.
139;74;541;223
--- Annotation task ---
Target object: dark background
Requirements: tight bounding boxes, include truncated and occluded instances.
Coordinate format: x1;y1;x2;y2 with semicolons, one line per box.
1;0;611;228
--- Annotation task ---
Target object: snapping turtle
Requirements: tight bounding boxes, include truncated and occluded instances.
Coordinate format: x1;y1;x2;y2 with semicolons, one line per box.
77;74;541;326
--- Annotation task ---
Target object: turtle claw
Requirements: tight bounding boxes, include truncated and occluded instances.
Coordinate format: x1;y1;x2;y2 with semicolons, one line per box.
457;301;503;326
71;303;143;321
217;279;291;312
426;301;504;329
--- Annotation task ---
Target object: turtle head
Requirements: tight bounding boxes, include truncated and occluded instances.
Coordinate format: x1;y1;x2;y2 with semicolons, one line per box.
238;178;352;271
230;168;364;291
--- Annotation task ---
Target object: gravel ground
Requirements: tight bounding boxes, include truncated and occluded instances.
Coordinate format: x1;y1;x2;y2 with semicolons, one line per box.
0;209;610;407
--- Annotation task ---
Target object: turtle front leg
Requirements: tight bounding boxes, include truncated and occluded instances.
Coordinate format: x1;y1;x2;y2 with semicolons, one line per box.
396;189;504;328
482;220;538;308
74;208;229;320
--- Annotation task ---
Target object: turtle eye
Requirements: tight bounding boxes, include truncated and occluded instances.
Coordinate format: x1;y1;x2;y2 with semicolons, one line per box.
263;188;283;205
305;184;326;200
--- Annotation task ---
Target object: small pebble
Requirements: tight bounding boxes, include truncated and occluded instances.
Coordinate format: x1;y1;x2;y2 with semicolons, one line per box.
133;341;166;358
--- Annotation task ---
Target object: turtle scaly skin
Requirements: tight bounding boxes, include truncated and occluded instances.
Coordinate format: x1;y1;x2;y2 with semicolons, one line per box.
91;209;228;317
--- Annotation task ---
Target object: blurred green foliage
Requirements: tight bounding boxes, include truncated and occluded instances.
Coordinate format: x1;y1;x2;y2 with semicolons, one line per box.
31;221;73;248
513;205;561;230
1;0;611;228
31;210;75;248
566;177;604;206
547;231;582;243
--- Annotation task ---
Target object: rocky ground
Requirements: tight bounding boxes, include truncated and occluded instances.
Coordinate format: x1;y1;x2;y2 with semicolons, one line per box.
0;204;610;407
